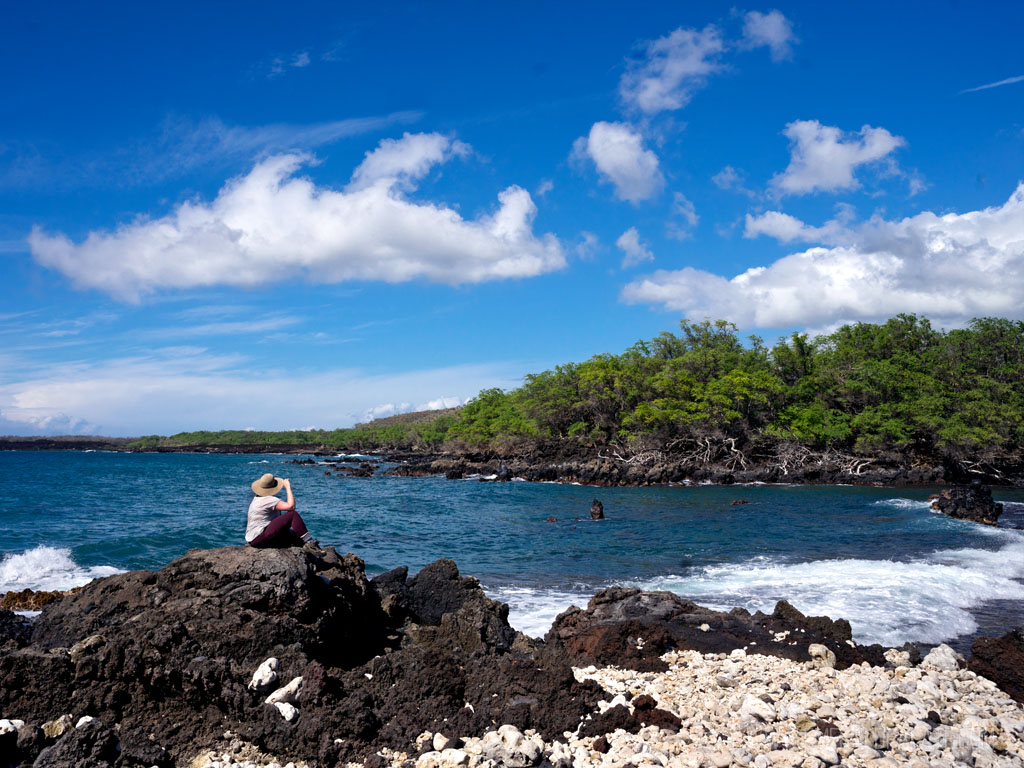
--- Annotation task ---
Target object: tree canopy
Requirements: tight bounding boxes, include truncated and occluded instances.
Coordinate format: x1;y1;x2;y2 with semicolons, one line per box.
131;315;1024;462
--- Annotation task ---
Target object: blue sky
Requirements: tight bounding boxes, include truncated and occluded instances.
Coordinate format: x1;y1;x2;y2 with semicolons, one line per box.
1;1;1022;435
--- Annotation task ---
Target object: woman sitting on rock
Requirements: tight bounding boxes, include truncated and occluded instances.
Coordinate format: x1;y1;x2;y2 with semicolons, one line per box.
246;474;318;548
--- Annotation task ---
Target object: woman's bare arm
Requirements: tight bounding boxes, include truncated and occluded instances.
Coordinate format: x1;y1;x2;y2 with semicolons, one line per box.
275;478;296;511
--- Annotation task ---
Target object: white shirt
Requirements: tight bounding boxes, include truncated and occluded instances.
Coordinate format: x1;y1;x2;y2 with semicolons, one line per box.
246;495;282;542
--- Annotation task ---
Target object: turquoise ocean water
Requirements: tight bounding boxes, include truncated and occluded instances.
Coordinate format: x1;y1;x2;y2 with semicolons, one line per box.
2;450;1024;652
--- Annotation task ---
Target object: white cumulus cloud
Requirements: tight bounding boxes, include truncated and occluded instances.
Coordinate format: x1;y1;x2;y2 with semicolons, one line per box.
28;133;565;301
362;395;462;423
418;396;462;411
622;184;1024;329
771;120;906;196
348;131;470;191
743;205;855;244
617;227;654;268
619;25;725;114
572;121;664;203
740;10;798;61
0;408;98;436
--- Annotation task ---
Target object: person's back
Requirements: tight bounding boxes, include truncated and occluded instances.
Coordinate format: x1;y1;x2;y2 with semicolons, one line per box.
245;473;317;548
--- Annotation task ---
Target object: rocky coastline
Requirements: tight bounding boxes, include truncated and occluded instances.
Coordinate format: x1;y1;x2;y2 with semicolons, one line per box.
4;436;1022;488
1;546;1022;767
383;445;1024;489
292;450;1024;494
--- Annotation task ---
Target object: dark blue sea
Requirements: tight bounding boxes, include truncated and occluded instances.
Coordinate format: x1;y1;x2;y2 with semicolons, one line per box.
3;450;1024;653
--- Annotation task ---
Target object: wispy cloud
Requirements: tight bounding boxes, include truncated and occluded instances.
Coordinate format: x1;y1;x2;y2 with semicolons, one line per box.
0;111;423;190
268;50;313;78
960;74;1024;94
0;349;526;435
0;239;29;253
1;309;119;342
739;10;798;62
142;315;304;340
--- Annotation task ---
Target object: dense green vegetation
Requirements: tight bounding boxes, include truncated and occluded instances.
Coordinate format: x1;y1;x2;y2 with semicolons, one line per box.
128;418;459;453
129;315;1024;461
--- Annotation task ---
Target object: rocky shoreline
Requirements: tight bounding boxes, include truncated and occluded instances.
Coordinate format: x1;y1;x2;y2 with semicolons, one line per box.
4;437;1022;487
383;447;1024;489
0;546;1022;767
287;451;1024;496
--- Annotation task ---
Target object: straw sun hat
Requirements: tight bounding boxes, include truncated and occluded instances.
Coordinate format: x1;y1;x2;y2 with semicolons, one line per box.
251;473;284;496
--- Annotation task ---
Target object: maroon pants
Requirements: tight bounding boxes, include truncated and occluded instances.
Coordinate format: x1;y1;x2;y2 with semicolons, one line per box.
249;509;309;548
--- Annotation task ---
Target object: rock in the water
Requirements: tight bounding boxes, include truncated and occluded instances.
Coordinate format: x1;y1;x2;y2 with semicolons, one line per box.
589;500;604;520
929;480;1003;526
969;627;1024;703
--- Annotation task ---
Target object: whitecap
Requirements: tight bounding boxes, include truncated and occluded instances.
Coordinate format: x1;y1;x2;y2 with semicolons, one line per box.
630;531;1024;647
485;584;592;639
872;498;934;510
0;546;124;593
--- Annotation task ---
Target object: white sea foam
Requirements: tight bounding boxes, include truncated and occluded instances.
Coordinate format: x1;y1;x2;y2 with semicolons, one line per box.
632;532;1024;647
487;529;1024;647
485;585;593;639
873;497;934;510
0;546;124;593
247;459;270;464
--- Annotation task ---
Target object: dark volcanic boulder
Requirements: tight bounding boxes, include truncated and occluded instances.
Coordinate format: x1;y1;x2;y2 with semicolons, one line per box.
545;587;885;671
376;558;521;655
31;545;385;667
32;719;120;768
1;546;391;764
929;480;1003;526
0;609;32;651
1;548;594;766
969;627;1024;703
